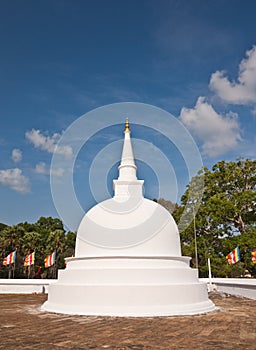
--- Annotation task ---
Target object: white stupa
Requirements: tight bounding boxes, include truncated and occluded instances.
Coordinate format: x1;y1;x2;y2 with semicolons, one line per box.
42;119;215;316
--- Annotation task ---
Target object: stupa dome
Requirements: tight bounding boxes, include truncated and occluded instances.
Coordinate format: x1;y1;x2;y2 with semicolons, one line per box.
76;197;181;257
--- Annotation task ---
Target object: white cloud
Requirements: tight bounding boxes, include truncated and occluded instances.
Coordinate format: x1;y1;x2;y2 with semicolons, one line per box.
179;97;242;157
34;161;64;177
209;45;256;104
25;129;73;157
51;168;65;177
0;168;30;193
34;161;48;174
11;148;22;163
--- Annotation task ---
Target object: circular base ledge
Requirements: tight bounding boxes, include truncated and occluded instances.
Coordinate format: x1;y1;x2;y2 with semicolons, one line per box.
42;298;216;317
42;256;216;316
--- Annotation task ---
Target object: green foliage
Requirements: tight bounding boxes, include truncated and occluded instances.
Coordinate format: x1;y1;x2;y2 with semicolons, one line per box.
154;198;179;213
173;158;256;278
0;217;76;279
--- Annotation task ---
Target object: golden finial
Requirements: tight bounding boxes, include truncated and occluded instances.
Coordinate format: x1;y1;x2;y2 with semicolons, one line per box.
125;118;130;132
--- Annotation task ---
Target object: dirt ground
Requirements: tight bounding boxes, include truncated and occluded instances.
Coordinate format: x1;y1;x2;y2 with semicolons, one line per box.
0;292;255;350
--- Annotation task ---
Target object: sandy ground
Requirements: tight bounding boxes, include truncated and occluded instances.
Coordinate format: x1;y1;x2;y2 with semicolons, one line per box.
0;292;256;350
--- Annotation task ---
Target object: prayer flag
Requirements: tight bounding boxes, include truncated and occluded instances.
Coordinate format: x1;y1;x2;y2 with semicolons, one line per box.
44;251;56;268
3;251;16;265
226;247;240;265
24;252;35;266
252;249;256;264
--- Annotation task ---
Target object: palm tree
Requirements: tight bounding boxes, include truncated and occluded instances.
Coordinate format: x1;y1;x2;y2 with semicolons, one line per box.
46;229;66;278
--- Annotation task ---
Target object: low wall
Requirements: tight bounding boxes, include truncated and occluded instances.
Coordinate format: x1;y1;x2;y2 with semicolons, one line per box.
200;278;256;300
0;278;255;299
0;279;56;294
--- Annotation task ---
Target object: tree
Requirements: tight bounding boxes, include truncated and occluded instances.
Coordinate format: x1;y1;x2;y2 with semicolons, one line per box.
0;225;25;278
46;229;66;278
0;223;7;231
154;198;179;214
174;158;256;277
64;231;76;258
35;217;64;236
0;217;76;279
22;231;43;278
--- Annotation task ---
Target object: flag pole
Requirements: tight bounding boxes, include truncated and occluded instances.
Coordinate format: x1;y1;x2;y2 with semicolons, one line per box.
12;250;16;278
192;205;198;269
208;257;212;286
12;263;15;279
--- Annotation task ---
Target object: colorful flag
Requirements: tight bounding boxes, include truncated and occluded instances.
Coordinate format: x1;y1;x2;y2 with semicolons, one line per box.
252;249;256;264
3;251;16;266
44;252;56;268
226;247;240;265
24;252;35;266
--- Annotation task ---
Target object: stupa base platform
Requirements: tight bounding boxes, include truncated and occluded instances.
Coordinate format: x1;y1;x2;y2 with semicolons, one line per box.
42;257;216;316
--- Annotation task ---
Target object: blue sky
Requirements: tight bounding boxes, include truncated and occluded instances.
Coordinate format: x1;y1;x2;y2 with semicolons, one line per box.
1;0;256;231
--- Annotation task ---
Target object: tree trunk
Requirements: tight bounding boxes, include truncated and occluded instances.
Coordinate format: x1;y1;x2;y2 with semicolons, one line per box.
237;213;246;233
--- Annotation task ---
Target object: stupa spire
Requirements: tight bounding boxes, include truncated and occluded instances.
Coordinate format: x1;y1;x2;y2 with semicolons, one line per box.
125;117;130;132
118;118;137;181
113;119;144;198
